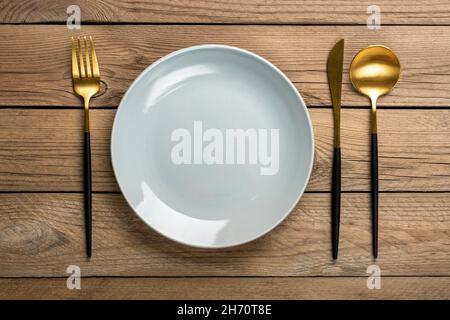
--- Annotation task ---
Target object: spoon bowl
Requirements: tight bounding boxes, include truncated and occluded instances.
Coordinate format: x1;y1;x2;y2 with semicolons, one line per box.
350;45;400;101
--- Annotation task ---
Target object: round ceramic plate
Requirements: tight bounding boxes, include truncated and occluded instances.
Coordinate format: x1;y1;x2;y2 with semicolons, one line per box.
111;45;314;248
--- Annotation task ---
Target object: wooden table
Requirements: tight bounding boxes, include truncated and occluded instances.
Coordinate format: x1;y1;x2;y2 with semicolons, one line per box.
0;0;449;300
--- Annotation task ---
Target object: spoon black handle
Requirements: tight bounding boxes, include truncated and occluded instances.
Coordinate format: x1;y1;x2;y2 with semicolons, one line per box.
371;133;378;258
331;147;341;260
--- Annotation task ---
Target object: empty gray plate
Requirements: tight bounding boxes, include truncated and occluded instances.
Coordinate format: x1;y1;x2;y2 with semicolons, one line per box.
111;45;314;248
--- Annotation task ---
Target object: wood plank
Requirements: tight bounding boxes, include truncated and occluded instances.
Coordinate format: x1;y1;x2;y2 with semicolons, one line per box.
0;277;449;300
1;108;449;192
0;192;449;277
1;25;450;107
1;0;449;25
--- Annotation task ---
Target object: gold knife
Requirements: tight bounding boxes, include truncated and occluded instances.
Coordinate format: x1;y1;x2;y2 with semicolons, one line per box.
327;39;344;260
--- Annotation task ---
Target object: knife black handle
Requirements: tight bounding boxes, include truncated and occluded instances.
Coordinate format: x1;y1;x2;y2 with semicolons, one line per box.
84;131;92;258
371;133;378;258
331;147;341;260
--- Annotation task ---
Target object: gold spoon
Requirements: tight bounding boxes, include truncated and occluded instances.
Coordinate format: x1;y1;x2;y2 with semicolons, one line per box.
349;45;400;258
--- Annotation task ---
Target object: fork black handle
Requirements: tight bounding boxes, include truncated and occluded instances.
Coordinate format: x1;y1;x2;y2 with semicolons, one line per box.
84;131;92;258
371;133;378;258
331;147;341;260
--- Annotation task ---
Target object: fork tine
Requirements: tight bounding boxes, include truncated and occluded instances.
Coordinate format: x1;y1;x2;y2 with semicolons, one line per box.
71;37;79;79
90;36;100;78
84;36;92;78
77;37;85;78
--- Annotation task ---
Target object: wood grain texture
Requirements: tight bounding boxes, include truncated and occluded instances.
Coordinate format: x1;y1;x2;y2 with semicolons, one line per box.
1;0;449;25
1;108;449;192
1;25;450;107
1;277;449;300
1;3;449;300
0;192;449;277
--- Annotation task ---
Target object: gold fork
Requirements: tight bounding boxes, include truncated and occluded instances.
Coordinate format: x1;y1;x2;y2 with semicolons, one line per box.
71;36;100;258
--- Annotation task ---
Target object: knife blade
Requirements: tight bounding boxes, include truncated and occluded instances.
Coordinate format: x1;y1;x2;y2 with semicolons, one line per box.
327;39;344;148
327;39;344;260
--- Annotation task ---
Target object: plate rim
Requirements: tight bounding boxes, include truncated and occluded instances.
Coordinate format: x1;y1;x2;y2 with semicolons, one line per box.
111;44;315;248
